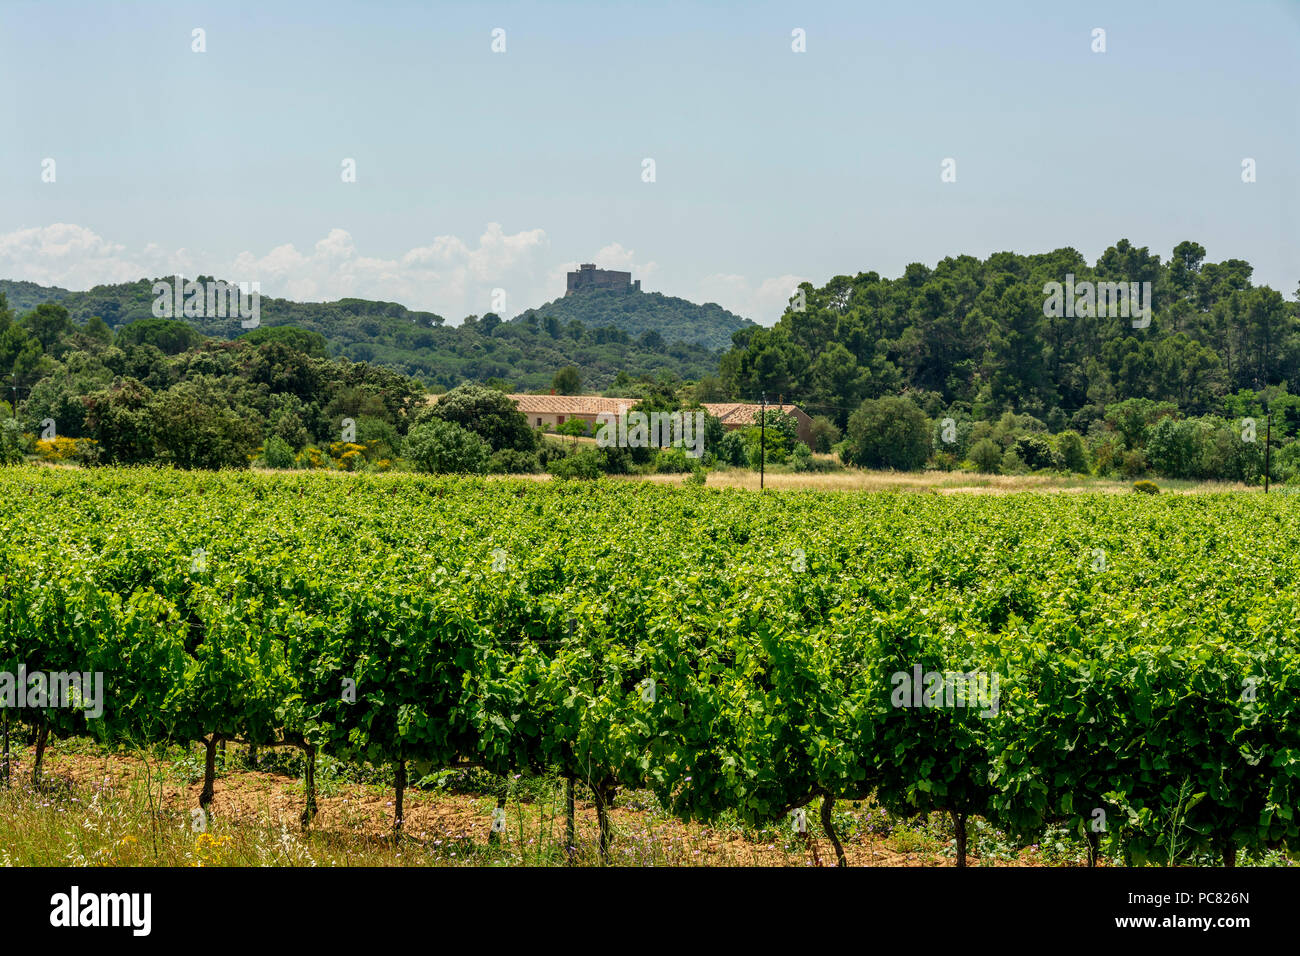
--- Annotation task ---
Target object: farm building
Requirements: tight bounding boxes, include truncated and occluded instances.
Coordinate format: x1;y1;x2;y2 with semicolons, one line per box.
505;394;814;447
699;402;814;447
507;394;634;434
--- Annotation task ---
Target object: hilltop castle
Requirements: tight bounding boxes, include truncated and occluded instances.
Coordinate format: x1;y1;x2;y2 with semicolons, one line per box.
566;263;641;295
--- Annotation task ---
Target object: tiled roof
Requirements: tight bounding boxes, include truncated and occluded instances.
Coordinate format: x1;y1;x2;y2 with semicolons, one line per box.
506;394;635;415
428;393;803;423
701;402;803;426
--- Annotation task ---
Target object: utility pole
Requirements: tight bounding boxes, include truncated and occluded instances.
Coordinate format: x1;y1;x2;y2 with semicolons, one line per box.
759;392;766;491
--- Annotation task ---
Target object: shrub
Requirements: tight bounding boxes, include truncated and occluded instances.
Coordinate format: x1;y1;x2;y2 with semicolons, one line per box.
548;448;602;480
1203;419;1264;483
932;416;971;459
404;419;491;474
71;438;101;467
537;440;571;469
35;436;78;462
968;438;1002;474
793;450;843;474
656;447;693;474
1119;449;1148;479
931;450;958;472
488;448;540;474
1275;441;1300;484
263;434;296;469
1090;435;1122;476
296;445;326;469
843;396;930;470
1013;434;1055;471
1053;430;1090;474
328;441;370;472
1143;416;1225;480
745;432;787;467
986;410;1047;448
355;416;400;461
1000;448;1028;475
1133;479;1160;494
734;410;796;468
791;443;814;472
809;415;841;454
596;445;633;474
756;409;799;447
716;430;747;467
0;419;28;465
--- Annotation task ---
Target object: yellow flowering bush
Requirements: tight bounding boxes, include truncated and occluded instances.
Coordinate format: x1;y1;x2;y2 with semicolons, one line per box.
329;441;369;471
36;436;79;462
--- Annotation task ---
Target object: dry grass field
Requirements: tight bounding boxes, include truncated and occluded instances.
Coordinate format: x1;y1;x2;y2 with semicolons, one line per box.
626;467;1253;494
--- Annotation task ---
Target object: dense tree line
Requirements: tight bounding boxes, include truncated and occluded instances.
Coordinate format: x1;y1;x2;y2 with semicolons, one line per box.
715;240;1300;483
722;240;1296;432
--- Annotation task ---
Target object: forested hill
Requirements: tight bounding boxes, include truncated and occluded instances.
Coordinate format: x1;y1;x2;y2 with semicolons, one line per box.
514;288;755;351
0;277;723;391
722;240;1299;430
0;279;74;314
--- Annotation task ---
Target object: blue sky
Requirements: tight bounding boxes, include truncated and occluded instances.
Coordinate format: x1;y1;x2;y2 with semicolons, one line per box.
2;0;1297;323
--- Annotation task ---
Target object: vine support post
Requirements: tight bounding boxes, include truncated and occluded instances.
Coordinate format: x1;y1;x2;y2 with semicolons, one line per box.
393;754;406;839
32;721;49;787
300;743;317;830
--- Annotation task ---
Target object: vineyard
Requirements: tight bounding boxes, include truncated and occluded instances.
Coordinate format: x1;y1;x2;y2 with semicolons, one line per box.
1;466;1298;867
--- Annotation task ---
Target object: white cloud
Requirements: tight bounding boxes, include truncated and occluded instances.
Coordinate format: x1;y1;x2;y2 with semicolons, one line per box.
694;272;807;325
0;222;556;321
0;223;187;289
223;223;554;319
